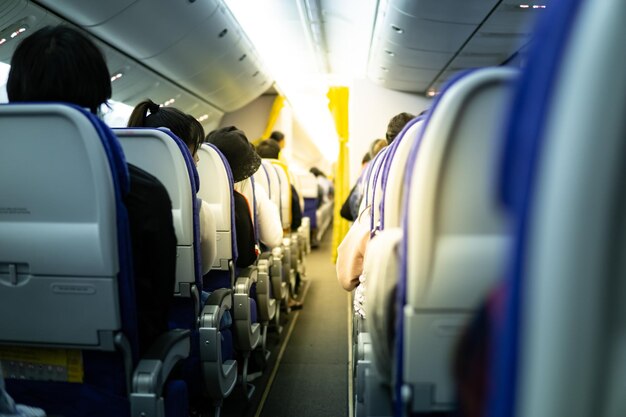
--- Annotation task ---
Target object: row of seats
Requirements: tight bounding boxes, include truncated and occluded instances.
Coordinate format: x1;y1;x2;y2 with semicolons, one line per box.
353;0;624;416
0;107;313;417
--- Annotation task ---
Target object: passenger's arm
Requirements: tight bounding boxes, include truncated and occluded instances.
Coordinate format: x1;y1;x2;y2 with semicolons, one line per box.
336;214;371;291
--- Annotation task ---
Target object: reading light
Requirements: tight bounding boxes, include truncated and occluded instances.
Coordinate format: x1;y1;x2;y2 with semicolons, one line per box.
0;38;6;45
163;98;176;106
198;114;209;122
427;88;437;97
391;24;404;34
110;73;123;82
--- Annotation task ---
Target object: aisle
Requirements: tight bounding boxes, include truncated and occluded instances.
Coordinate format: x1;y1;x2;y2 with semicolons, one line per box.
258;232;349;417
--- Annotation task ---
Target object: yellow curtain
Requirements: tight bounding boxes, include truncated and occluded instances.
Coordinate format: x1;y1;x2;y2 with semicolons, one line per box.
327;86;350;263
254;95;285;145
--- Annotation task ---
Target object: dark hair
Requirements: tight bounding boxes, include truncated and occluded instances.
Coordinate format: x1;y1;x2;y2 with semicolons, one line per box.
206;126;262;182
310;167;326;178
256;139;280;159
7;25;112;114
269;131;284;142
386;112;415;144
362;152;372;165
128;99;204;156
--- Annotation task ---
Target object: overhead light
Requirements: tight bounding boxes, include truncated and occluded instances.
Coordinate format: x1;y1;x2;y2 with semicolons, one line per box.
532;4;546;8
110;72;123;82
427;88;437;97
391;24;404;34
0;38;6;46
197;114;209;122
163;98;176;106
519;4;530;8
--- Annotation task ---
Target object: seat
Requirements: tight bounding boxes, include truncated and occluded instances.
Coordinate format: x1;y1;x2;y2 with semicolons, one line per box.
0;103;189;417
485;1;626;416
353;117;426;416
256;160;289;312
269;160;301;296
114;128;237;412
235;176;278;351
391;68;516;413
196;143;261;398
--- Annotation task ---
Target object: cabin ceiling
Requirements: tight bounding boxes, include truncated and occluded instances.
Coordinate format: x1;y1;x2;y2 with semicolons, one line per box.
0;0;545;122
368;0;541;94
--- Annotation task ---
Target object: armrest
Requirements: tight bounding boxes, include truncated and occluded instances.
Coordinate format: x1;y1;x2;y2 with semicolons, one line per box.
133;329;191;394
206;287;232;309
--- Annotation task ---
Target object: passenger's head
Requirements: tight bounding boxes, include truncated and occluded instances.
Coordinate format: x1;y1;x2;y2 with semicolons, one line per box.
385;112;415;144
7;25;112;114
206;126;262;183
269;130;285;149
369;138;388;159
256;139;281;159
361;152;372;167
127;99;205;161
310;167;326;178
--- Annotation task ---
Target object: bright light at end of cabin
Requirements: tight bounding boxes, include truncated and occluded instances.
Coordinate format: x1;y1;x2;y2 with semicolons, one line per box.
225;0;377;162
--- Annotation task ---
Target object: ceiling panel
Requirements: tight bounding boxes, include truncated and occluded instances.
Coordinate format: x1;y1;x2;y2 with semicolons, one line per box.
370;64;440;82
86;0;220;60
371;42;453;69
380;79;431;93
393;0;499;24
142;8;241;80
0;2;60;63
382;5;477;53
36;0;137;27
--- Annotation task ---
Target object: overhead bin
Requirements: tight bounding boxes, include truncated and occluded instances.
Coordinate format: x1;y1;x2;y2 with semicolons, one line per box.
35;0;138;27
392;0;498;25
36;0;273;112
0;1;60;62
39;0;221;60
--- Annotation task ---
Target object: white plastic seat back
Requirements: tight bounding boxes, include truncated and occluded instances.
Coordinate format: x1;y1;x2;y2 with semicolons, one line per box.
115;128;196;295
359;147;388;219
401;68;516;411
261;160;281;214
383;119;425;228
296;172;318;199
252;163;271;201
270;160;292;230
197;143;233;270
0;104;122;347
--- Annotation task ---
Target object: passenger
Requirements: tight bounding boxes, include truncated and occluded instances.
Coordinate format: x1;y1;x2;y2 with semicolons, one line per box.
7;25;177;356
206;128;282;250
341;138;387;222
256;139;304;309
269;130;286;149
385;112;415;144
256;139;303;231
126;99;217;274
340;152;371;221
336;112;415;318
205;126;262;268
